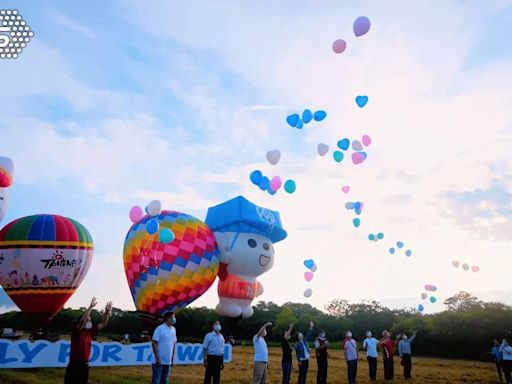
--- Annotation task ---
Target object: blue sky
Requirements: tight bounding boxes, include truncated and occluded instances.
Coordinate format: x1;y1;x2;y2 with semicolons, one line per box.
1;0;512;313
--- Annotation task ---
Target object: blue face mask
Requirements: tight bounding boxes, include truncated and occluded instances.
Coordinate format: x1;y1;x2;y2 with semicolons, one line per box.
213;324;221;332
172;317;177;325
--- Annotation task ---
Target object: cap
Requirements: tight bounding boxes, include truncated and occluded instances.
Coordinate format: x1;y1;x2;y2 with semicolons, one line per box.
205;196;287;243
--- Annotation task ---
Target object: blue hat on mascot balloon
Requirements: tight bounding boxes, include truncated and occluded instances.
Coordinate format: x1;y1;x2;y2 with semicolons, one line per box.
205;196;287;243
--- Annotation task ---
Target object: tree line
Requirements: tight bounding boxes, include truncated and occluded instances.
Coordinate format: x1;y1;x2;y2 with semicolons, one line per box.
0;291;509;360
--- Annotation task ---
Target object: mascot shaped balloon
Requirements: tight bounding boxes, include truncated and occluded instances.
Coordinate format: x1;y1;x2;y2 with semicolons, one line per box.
0;156;14;223
205;196;287;318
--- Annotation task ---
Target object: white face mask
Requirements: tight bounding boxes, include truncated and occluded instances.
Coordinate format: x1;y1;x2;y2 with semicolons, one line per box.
84;321;93;330
319;332;326;339
346;331;352;338
213;324;221;332
366;332;372;338
402;334;408;340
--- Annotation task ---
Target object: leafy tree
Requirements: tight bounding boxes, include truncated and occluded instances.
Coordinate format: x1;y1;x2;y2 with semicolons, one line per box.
444;291;484;311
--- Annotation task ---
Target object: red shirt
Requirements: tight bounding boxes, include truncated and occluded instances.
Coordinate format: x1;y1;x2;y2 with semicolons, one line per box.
70;325;98;362
380;338;394;359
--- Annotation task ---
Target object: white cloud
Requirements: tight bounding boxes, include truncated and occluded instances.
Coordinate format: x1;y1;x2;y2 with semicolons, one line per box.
48;9;96;39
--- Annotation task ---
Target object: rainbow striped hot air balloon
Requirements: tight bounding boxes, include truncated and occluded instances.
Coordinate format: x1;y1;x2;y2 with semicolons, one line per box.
0;214;93;325
123;211;219;327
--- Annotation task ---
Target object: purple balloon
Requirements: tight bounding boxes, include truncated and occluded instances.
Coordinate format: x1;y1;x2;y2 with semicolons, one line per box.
353;16;371;37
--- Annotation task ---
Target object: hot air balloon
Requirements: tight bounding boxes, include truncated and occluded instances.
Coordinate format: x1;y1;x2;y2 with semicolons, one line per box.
123;210;219;329
0;156;14;224
0;214;93;326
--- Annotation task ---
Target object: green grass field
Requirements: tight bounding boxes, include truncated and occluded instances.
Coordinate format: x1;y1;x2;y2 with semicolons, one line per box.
0;346;500;383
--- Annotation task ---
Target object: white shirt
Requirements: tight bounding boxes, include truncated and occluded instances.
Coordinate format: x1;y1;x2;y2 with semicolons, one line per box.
253;335;268;362
363;337;378;358
203;331;225;356
152;323;177;365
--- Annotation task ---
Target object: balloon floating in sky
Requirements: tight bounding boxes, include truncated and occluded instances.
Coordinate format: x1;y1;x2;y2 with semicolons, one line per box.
462;263;470;271
430;296;437;303
362;135;372;146
0;214;93;326
424;284;437;292
353;16;371;37
355;95;369;108
146;200;162;216
418;304;424;312
304;271;314;282
313;110;327;122
317;143;329;156
471;266;480;273
146;219;159;235
284;179;296;194
453;260;479;273
302;109;313;124
341;185;350;194
351;152;367;165
266;149;281;165
304;259;315;270
420;293;428;300
287;114;300;128
352;140;363;151
0;156;14;224
304;288;313;298
353;218;361;228
333;151;344;163
337;138;350;151
397;241;404;249
389;247;395;255
452;260;460;268
310;264;317;273
270;176;282;192
332;39;347;54
405;250;412;257
123;211;219;325
129;205;144;223
368;232;384;242
250;170;263;185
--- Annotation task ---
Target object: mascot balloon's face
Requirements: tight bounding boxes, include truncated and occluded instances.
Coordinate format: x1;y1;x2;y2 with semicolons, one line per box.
216;232;275;277
0;156;14;223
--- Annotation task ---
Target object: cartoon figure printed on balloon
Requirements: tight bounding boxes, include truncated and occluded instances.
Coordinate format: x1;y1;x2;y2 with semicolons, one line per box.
0;156;14;224
205;196;287;318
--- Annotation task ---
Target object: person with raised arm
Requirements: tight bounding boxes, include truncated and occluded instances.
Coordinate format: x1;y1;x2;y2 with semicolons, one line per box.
295;321;314;384
280;323;294;384
252;322;272;384
64;297;112;384
398;330;418;380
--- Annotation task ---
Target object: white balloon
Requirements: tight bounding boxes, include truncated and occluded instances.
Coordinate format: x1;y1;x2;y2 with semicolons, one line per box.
351;140;363;151
266;149;281;165
310;264;317;273
317;143;329;156
146;200;162;216
304;288;313;298
0;188;8;223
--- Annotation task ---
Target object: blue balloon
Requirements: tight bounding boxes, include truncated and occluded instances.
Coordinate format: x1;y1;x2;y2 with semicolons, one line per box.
302;109;313;124
304;259;315;269
355;208;362;215
353;218;361;228
430;296;437;303
284;179;297;193
405;250;412;257
337;138;350;150
345;202;354;210
396;241;404;249
418;304;424;312
286;114;300;127
259;176;270;191
333;151;344;163
389;247;395;255
377;232;384;239
146;219;159;235
250;170;263;185
313;110;327;121
159;228;175;244
355;95;369;108
354;202;361;210
296;119;304;129
368;234;375;241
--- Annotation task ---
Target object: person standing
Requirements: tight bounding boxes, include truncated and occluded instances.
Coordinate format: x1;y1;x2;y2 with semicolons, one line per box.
493;339;504;383
281;323;294;384
295;321;314;384
253;322;272;384
501;339;512;384
314;326;329;384
203;320;225;384
343;330;358;384
151;312;177;384
363;331;379;383
64;297;112;384
398;331;417;380
380;330;396;382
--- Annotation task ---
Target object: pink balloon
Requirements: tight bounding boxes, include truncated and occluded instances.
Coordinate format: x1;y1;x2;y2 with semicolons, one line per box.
351;152;367;165
471;265;480;273
424;284;437;292
332;39;347;54
304;271;314;282
362;134;372;146
129;205;144;223
342;185;350;193
270;176;282;191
